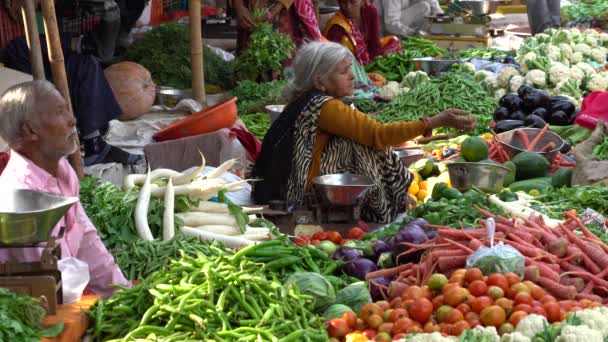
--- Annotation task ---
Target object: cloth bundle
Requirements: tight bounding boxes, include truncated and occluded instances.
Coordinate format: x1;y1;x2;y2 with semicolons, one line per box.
572;120;608;186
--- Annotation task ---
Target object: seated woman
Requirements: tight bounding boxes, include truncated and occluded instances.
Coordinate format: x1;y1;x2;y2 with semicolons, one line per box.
324;0;402;65
251;42;475;223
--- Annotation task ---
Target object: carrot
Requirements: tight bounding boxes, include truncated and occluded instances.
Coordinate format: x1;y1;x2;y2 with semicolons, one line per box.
560;224;608;269
516;129;531;151
468;238;483;250
366;263;413;280
564;211;604;244
437;255;468;272
575;293;603;303
560;277;585;292
539;141;556;153
527;124;549;151
560;271;608;289
525;258;560;282
508;241;555;261
537;277;577;300
443;238;474;253
524;265;540;282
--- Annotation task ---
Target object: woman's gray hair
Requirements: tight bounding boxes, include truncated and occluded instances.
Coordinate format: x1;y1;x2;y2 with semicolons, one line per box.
0;80;58;145
282;41;350;103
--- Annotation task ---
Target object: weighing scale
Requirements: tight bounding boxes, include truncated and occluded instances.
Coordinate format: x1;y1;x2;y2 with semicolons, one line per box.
0;189;78;314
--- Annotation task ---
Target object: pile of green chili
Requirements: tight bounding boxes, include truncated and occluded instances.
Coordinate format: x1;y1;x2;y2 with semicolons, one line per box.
240;113;271;140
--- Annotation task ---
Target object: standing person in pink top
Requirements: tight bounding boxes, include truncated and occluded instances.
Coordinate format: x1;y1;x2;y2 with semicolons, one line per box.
0;80;129;298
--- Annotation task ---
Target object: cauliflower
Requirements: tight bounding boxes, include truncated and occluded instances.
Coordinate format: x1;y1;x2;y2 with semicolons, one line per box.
462;326;500;341
501;332;531;342
521;52;538;65
549;63;570;85
403;332;457;342
569;51;584;64
544;45;561;61
524;69;547;88
494;88;507;101
585;35;599;47
557;324;603;342
379;81;407;100
535;33;551;43
575;43;592;56
569;66;585;83
590;48;607;64
402;70;429;89
576;62;596;76
584;28;600;38
560;43;574;56
482;76;498;91
514;314;548;338
509;75;525;93
575;307;608;337
474;70;493;82
586;74;608;91
497;66;520;88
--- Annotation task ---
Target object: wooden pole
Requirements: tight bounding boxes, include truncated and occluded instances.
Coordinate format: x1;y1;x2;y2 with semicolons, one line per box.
21;0;45;80
189;0;207;106
40;0;84;178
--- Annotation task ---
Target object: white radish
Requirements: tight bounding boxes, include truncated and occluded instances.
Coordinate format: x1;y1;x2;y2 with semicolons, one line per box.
488;194;562;228
149;179;225;198
123;169;181;190
173;151;206;185
189;225;270;236
163;178;175;241
238;232;272;241
134;166;155;241
205;159;237;179
177;212;239;227
192;201;262;214
181;226;256;249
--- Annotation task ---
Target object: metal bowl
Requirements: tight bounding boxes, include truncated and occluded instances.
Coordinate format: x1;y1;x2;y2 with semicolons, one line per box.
313;174;375;207
156;86;193;107
457;0;500;15
394;149;425;167
447;162;510;193
265;105;285;124
0;189;78;246
413;57;462;76
495;128;564;163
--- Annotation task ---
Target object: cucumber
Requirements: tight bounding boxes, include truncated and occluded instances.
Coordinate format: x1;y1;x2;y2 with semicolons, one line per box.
508;177;554;193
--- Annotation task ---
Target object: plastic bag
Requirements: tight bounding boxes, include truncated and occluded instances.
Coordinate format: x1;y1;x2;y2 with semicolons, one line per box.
466;218;525;277
57;257;90;304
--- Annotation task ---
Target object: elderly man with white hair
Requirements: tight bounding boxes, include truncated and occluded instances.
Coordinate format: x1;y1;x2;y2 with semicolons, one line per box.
0;80;129;297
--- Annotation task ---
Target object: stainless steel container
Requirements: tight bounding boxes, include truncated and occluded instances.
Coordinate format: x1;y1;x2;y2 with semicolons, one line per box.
495;128;564;163
265;105;285;124
156;86;193;107
394;149;425;167
313;174;375;206
413;57;462;76
0;189;78;246
457;0;500;15
447;162;509;193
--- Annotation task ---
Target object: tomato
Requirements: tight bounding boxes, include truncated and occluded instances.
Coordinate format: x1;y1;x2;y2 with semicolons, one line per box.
468;280;488;297
543;302;561;323
342;311;358;329
469;320;481;328
327;318;350;338
487;274;510;292
409;298;434;324
327;231;343;244
347;227;365;240
401;299;414;312
375;332;392;342
480;305;506;327
390;297;403;309
404;286;424;300
499;322;515;335
504;272;522;286
471;296;493;314
530;306;546;316
432;295;444;310
424;321;440;333
312;231;328;241
420;286;433;300
382;309;393;322
452;320;470;336
389;308;409;322
310;239;320;245
540;294;557;304
530;285;546;300
514;292;534;306
376;300;390;312
442;283;460;295
445;309;465;324
361;303;383;322
465;268;484;283
367;314;384;329
465;311;479;323
509;311;528;326
452;269;467;277
513;304;532;314
393;333;406;340
444;287;469;307
439;323;453;335
362;329;376;340
495;298;514;316
407;322;423;334
356;318;366;331
392;317;413;335
456;303;471;315
450;275;465;286
508;283;531;299
487;286;505;300
378;322;393;335
436;305;453;323
388;282;408;300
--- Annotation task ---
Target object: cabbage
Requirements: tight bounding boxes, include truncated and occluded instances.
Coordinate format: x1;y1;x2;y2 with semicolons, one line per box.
286;272;336;312
335;282;372;314
323;304;354;320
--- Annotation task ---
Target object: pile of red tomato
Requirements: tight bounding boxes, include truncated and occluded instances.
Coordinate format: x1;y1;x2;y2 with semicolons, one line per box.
294;227;367;246
325;268;602;341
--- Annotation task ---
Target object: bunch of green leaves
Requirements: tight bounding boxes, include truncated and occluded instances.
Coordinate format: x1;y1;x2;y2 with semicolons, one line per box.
561;0;608;22
125;23;235;89
534;185;608;219
234;22;294;81
0;288;63;341
226;80;286;115
240;113;271;140
592;136;608;159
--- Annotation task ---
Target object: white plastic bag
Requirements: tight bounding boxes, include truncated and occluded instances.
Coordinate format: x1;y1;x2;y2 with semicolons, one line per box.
58;257;90;304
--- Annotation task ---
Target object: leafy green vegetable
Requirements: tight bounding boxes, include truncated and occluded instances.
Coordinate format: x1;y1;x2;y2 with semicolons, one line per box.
592;136;608;159
240;113;271;140
456;47;509;60
323;304;354;320
226;80;287;115
0;288;63;341
335;282;371;314
534;185;608;219
286;272;336;312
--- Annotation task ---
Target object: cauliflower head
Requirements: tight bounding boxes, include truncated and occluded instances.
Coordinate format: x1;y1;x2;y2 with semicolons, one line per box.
474;70;493;82
403;332;457;342
494;88;507;101
497;66;520;88
465;326;500;342
525;69;547;88
549;63;570;85
501;332;531;342
575;43;592;56
569;51;584;64
576;62;596;76
575;307;608;337
586;74;608;92
515;314;548;338
599;32;608;42
509;75;525;93
560;43;574;56
379;81;406;100
544;45;561;61
590;48;607;64
521;52;538;65
557;324;603;342
483;76;498;91
569;66;585;82
585;35;599;47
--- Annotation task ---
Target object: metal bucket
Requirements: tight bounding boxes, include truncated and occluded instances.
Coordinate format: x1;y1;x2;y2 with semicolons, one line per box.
495;128;564;163
447;162;509;193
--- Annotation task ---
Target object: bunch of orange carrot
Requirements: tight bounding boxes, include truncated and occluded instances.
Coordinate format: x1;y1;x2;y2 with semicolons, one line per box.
368;209;608;304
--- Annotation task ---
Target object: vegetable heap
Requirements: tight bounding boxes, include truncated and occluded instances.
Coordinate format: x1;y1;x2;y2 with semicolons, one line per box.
240;113;271;140
226;80;287;116
0;288;63;341
89;243;330;341
456;47;511;61
534;185;608;219
592;136;608;159
561;0;608;26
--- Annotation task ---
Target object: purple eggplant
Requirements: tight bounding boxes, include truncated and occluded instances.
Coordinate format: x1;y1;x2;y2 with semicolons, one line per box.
369;276;391;301
333;247;361;261
343;257;378;280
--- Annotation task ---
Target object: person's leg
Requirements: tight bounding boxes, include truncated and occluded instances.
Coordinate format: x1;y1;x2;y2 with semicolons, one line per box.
91;0;121;64
527;0;552;35
547;0;561;28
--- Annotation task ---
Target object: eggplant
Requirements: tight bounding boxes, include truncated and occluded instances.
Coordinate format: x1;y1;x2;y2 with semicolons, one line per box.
549;100;575;116
371;240;390;259
499;93;523;112
561;141;572;154
523;89;551;112
369;277;391;301
494;120;525;133
517;84;535;99
569;109;579;124
493;107;510;121
550;110;571;125
344;257;377;280
524;114;547;129
550;95;571;106
530;107;550;122
509;110;526;121
332;247;362;261
441;147;459;159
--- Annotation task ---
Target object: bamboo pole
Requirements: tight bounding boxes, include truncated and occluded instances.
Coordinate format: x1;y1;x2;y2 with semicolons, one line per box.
189;0;207;106
41;0;84;178
21;0;45;80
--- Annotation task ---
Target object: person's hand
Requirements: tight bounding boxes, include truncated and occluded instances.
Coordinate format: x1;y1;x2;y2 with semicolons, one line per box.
236;5;256;30
431;108;477;131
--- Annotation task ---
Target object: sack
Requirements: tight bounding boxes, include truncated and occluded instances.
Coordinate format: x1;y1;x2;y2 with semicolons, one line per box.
57;257;90;304
572;120;608;186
